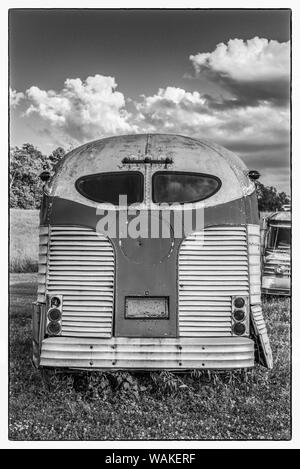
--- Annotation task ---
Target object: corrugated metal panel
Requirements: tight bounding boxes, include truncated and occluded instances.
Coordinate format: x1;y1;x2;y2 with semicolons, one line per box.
251;304;273;369
40;336;254;369
47;226;114;337
247;225;273;369
247;225;261;305
178;226;249;337
37;226;49;303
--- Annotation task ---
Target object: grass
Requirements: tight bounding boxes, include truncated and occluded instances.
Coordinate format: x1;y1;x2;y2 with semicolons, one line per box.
9;273;291;440
10;209;39;273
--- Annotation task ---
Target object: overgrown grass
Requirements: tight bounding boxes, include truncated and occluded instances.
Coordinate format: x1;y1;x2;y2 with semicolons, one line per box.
9;273;290;440
10;209;39;273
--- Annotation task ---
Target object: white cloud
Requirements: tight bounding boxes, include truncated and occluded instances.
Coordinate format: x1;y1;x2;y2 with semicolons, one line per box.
10;88;25;108
14;38;289;191
190;37;290;82
134;86;289;148
140;87;206;106
132;85;290;184
25;75;136;144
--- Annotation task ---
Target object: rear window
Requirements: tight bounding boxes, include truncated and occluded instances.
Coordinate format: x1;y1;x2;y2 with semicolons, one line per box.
152;172;221;204
76;172;144;205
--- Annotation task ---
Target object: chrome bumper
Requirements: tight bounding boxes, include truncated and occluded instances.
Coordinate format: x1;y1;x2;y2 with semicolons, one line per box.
40;336;254;370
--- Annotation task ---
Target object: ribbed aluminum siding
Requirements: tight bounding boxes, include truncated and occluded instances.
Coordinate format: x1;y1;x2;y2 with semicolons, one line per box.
47;226;114;337
178;226;249;337
37;226;49;303
40;336;254;369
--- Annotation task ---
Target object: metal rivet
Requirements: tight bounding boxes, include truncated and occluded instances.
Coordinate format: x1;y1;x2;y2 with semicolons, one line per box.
145;291;149;296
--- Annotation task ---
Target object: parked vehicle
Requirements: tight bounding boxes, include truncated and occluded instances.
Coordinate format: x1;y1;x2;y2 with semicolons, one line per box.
261;210;291;296
33;134;273;370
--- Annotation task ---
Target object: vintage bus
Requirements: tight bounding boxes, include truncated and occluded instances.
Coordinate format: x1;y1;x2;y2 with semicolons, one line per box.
33;134;273;370
261;210;291;296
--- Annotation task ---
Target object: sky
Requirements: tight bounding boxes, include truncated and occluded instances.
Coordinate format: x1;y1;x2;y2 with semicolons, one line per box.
9;9;291;192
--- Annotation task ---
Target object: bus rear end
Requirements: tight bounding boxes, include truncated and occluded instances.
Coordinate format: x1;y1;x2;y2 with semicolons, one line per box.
33;134;273;371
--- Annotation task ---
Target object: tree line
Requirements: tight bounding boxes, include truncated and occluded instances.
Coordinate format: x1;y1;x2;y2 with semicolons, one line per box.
10;143;290;211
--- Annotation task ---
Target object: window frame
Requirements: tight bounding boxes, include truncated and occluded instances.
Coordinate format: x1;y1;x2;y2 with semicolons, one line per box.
75;171;144;205
152;171;222;204
267;226;291;250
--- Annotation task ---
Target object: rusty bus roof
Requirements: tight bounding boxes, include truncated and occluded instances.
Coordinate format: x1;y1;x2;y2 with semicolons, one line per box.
48;133;256;208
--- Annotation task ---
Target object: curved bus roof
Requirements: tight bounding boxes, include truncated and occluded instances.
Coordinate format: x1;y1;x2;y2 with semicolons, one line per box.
48;133;256;208
268;211;291;227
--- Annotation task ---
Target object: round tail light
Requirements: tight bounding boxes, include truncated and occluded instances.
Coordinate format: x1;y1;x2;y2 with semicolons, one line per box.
234;297;245;308
48;308;61;321
233;322;246;336
275;265;286;275
47;321;61;335
233;309;245;322
51;296;61;308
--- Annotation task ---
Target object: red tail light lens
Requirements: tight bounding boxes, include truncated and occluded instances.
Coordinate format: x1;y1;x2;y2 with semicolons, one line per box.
47;321;61;335
50;296;61;308
48;308;61;321
233;309;245;321
233;322;246;335
234;297;245;308
233;322;246;336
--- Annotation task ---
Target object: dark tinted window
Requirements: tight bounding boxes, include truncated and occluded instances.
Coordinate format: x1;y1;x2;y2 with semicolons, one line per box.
76;172;143;205
267;227;291;251
152;172;221;203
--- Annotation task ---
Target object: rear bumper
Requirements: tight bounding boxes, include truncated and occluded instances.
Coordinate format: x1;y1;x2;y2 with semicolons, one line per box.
262;275;290;296
40;336;254;370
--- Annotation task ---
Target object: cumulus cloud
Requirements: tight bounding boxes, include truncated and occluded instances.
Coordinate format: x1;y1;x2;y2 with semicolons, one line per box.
15;38;289;190
134;86;289;146
190;37;290;106
25;74;136;144
10;88;25;108
132;85;290;186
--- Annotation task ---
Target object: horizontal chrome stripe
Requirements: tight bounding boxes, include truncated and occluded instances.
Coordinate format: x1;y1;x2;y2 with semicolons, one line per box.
40;337;254;369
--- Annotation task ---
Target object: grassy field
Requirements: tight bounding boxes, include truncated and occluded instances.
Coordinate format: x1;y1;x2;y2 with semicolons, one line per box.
9;273;290;441
10;209;39;273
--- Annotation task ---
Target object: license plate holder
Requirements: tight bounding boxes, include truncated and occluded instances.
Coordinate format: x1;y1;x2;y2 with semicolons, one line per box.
125;297;169;319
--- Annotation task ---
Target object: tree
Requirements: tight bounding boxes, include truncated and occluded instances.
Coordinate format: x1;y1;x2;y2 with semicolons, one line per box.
255;180;290;212
10;144;65;209
49;147;66;167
